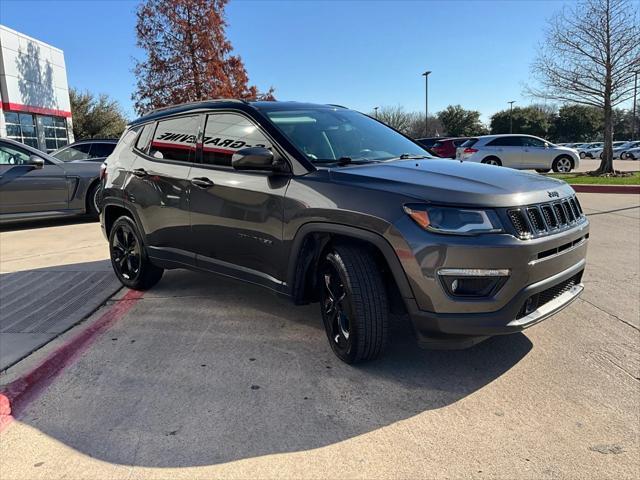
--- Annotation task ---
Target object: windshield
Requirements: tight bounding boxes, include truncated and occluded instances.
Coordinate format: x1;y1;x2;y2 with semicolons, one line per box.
264;108;431;164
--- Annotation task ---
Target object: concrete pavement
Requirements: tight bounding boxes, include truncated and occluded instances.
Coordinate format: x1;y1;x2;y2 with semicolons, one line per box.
0;194;638;479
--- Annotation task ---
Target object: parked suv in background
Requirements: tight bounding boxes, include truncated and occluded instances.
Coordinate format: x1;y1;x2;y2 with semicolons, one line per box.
430;137;471;159
101;100;588;363
457;134;579;172
52;139;118;163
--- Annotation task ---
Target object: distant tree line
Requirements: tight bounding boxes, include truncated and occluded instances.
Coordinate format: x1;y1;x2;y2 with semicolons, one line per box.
371;103;638;143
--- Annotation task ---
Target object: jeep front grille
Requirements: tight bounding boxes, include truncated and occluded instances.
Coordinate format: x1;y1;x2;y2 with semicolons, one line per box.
508;195;585;239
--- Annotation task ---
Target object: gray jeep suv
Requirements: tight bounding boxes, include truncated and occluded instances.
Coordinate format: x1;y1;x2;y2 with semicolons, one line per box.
101;100;589;363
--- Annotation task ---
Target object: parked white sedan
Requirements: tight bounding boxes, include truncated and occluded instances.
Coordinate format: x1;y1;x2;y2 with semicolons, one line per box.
456;134;580;172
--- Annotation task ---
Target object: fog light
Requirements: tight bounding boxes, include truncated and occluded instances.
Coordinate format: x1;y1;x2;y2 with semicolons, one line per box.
523;295;539;315
438;268;509;298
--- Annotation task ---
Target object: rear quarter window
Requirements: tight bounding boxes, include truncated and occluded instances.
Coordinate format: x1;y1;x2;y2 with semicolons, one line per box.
460;138;478;148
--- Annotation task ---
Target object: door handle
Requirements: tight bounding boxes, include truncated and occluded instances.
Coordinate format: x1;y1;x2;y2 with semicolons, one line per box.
191;177;214;188
131;168;148;177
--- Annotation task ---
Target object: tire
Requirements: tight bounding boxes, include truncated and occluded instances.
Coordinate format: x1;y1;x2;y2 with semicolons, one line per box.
599;152;604;160
535;168;551;173
86;182;102;217
579;151;586;159
620;152;628;160
481;156;502;166
109;216;163;290
318;244;388;364
552;155;573;173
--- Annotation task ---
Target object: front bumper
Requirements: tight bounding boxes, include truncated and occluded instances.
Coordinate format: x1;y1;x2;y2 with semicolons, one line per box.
407;259;585;347
394;215;589;348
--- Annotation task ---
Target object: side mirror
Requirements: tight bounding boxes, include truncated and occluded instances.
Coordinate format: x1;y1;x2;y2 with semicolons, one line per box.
232;147;283;172
28;155;44;169
544;142;549;149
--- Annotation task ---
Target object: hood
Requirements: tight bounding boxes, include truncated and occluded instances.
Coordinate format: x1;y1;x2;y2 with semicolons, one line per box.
328;159;575;207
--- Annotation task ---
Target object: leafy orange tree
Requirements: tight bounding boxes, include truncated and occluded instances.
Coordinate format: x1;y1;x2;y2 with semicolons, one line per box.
133;0;274;114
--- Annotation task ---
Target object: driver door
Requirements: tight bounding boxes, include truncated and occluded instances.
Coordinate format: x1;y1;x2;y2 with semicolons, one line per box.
0;142;68;215
521;136;553;169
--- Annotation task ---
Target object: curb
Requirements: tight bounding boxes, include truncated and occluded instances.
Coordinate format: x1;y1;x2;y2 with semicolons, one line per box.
571;184;640;194
0;289;143;432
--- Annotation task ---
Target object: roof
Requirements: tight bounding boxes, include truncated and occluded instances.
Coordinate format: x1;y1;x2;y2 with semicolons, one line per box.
128;100;348;126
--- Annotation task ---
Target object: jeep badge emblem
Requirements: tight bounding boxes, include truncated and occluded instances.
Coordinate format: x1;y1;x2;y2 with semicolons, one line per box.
548;191;560;198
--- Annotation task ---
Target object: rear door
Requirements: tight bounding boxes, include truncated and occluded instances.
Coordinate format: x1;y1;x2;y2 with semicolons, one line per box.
521;136;553;169
125;115;199;256
0;142;68;215
188;111;290;286
485;136;523;167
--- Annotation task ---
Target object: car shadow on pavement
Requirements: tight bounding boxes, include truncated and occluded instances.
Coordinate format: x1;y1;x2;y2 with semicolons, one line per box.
16;268;532;468
0;216;97;232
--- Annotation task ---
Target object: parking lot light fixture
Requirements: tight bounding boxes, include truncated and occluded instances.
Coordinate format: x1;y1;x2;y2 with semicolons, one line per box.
508;101;516;134
374;106;379;119
633;70;638;141
422;71;432;136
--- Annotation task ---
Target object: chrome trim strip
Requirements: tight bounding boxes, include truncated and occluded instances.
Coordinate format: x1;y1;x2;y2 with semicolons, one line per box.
528;237;588;266
437;268;510;277
507;284;584;327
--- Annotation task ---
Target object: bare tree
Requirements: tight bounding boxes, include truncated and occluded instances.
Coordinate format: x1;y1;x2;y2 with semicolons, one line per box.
529;0;640;173
371;106;413;133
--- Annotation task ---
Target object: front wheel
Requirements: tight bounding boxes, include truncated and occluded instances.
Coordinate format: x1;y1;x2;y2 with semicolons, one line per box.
109;216;163;290
552;156;573;173
319;245;388;364
579;151;586;159
620;152;628;160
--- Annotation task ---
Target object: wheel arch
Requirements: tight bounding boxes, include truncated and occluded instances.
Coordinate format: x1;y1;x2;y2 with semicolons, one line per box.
84;178;101;213
287;223;414;311
103;202;143;240
482;155;502;165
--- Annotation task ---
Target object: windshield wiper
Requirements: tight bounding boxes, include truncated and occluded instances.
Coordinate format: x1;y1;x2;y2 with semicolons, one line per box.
397;154;432;160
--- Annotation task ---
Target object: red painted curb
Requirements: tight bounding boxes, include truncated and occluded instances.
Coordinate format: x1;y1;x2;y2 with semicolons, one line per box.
0;289;143;432
571;184;640;194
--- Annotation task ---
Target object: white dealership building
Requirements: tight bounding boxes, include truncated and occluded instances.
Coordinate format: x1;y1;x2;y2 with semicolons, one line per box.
0;24;73;152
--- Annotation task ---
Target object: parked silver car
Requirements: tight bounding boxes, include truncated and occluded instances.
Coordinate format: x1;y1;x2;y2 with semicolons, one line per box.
577;142;603;158
623;146;640;160
456;134;580;172
614;141;640;159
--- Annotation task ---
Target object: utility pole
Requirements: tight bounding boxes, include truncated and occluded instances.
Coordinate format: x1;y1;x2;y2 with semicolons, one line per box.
422;71;431;136
633;70;638;141
508;101;516;134
373;106;379;119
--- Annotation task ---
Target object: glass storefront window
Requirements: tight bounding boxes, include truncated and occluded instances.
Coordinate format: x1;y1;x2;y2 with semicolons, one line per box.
4;112;38;148
41;115;69;152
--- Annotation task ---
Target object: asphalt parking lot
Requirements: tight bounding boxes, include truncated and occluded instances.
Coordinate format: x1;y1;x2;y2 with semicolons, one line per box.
0;193;639;479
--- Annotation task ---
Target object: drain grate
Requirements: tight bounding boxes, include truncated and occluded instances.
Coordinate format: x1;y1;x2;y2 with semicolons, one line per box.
0;270;121;334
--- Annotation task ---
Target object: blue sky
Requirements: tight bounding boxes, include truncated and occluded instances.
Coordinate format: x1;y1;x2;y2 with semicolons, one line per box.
0;0;575;121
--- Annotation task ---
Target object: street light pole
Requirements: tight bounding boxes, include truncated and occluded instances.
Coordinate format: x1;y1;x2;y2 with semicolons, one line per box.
632;70;638;141
374;106;379;119
508;101;516;134
422;71;431;136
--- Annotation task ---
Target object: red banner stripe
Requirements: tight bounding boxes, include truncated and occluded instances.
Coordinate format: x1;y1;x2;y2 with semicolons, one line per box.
2;102;72;118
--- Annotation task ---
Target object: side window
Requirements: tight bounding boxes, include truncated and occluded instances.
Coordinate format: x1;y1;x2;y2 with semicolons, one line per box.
89;143;116;158
487;137;521;147
149;116;199;162
202;113;273;167
0;144;32;165
522;137;545;147
135;123;155;154
53;144;91;161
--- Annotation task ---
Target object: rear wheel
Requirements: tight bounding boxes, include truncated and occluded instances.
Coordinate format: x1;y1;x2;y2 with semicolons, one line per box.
552;156;573;173
620;152;628;160
579;151;586;159
319;244;388;364
109;216;163;290
86;183;102;217
481;156;502;166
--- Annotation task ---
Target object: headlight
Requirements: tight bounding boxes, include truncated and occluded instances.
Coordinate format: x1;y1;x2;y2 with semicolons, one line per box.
403;204;503;235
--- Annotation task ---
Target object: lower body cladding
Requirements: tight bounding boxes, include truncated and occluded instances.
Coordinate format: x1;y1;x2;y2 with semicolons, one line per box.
399;220;589;349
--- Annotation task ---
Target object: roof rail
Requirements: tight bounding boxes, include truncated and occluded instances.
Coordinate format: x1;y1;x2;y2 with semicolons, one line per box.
146;98;248;115
326;103;348;109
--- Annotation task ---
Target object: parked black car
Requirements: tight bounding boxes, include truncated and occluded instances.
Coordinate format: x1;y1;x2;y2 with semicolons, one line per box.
52;139;118;163
101;100;588;363
0;138;102;223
